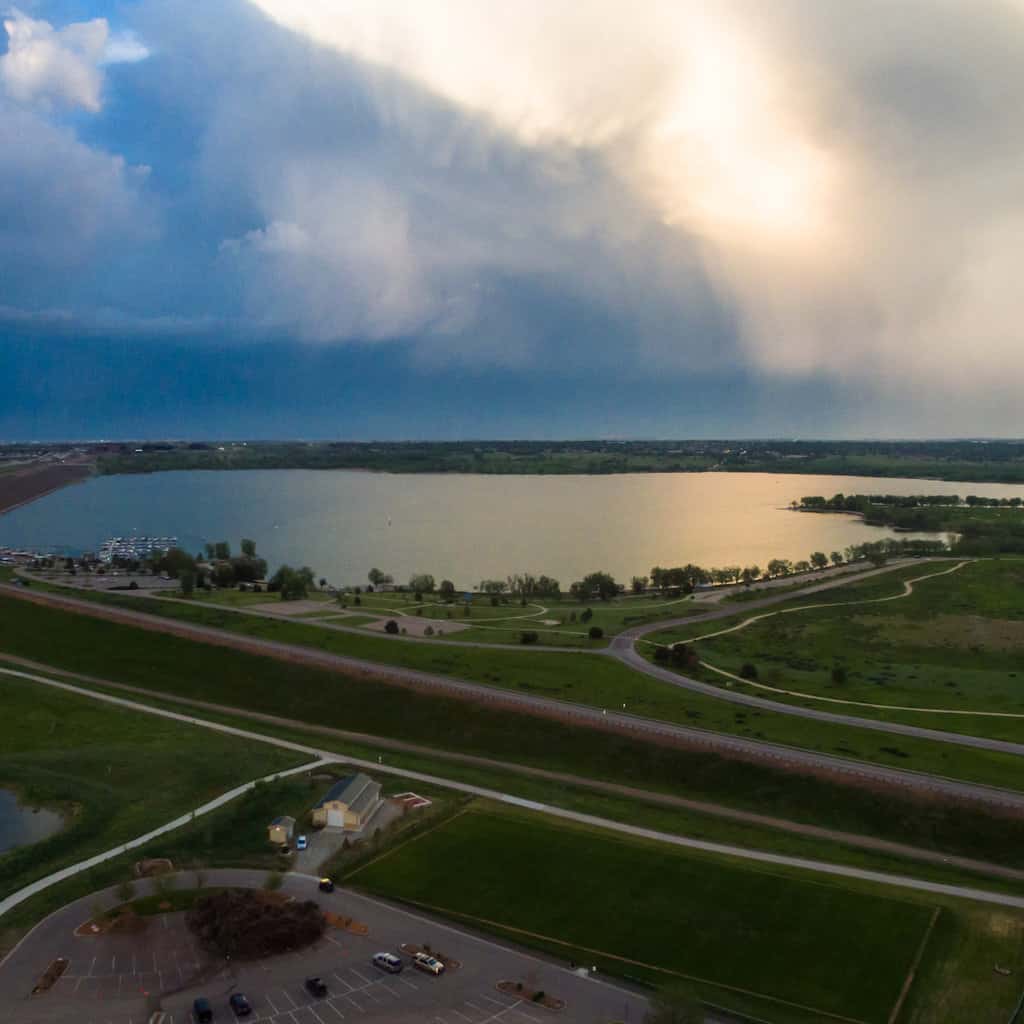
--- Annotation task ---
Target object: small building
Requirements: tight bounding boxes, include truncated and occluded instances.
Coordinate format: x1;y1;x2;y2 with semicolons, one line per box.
311;773;382;830
268;815;295;845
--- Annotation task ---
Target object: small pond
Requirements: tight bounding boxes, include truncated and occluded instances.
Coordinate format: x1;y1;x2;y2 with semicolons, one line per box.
0;787;64;854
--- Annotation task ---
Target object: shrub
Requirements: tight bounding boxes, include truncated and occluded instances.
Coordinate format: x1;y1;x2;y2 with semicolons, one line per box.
670;643;700;670
652;645;670;663
188;890;325;959
580;608;593;623
424;625;434;636
588;626;604;640
533;991;546;1003
739;662;759;681
831;665;848;685
384;620;399;635
520;631;539;644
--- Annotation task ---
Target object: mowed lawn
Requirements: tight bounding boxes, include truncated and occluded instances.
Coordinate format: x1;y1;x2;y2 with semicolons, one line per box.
0;673;303;900
350;809;934;1024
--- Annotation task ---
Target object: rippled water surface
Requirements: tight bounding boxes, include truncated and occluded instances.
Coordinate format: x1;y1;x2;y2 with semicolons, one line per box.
1;470;1018;586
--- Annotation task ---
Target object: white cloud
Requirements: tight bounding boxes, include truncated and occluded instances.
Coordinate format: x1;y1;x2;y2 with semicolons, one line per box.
1;8;107;110
0;9;149;112
242;0;1024;396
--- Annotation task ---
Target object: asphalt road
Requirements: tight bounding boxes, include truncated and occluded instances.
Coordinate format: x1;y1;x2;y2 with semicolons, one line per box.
4;581;1024;815
4;666;1024;914
0;871;657;1024
7;650;1022;887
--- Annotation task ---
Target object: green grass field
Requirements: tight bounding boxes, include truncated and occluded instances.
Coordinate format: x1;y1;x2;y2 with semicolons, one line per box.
655;560;1024;718
349;807;934;1023
0;673;302;901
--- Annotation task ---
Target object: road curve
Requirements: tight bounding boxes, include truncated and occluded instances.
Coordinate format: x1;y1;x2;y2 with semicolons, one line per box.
3;667;1024;915
3;583;1024;814
609;559;1024;756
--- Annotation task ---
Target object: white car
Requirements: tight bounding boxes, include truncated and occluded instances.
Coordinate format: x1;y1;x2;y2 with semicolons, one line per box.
412;952;445;976
295;835;308;851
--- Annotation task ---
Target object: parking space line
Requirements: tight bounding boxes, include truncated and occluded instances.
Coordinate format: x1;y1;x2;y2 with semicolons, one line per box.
450;1009;474;1022
395;974;418;991
514;1010;543;1024
308;1007;329;1024
330;970;353;991
280;987;299;1009
349;969;372;986
322;999;345;1021
343;994;365;1012
266;992;281;1014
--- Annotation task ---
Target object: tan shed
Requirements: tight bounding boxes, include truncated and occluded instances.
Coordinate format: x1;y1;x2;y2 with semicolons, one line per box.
268;815;295;845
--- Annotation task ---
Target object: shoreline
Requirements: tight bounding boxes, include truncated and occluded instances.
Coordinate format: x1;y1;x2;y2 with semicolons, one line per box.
0;463;93;517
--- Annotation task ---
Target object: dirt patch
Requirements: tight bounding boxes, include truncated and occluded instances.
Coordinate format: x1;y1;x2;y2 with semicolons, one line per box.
135;858;174;877
324;911;369;935
0;461;92;515
75;906;149;938
498;980;565;1011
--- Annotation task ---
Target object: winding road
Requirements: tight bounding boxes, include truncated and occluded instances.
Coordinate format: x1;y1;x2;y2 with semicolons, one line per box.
3;564;1024;816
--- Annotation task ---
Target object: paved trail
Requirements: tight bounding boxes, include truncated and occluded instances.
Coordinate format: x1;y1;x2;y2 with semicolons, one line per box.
3;665;1024;917
5;652;1023;885
3;580;1024;815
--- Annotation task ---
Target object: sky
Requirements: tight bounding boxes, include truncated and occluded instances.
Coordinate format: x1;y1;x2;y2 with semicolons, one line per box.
2;0;1023;440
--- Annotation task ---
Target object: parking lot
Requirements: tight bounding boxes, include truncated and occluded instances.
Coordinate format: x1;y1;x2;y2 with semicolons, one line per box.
0;872;650;1024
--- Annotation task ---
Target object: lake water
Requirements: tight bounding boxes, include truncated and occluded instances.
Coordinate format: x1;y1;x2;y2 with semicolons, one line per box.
1;470;1020;588
0;788;64;854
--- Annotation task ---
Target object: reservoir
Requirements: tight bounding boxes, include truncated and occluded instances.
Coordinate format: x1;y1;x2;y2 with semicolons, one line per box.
0;470;1018;587
0;788;64;854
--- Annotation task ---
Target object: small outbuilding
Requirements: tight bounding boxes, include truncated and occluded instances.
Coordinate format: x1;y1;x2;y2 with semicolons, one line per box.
311;773;382;830
268;815;296;845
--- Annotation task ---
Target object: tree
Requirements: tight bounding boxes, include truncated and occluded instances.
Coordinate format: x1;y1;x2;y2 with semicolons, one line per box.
631;575;649;595
439;580;456;601
794;560;811;573
831;665;848;684
409;573;435;593
646;983;703;1024
368;568;385;585
154;547;196;580
580;608;593;623
576;571;619;601
739;662;759;680
319;577;327;589
214;541;231;560
204;542;216;561
241;538;257;558
810;551;829;570
519;631;539;644
271;565;315;600
180;571;195;597
384;619;400;635
830;550;844;566
740;565;761;585
588;626;604;640
767;558;792;577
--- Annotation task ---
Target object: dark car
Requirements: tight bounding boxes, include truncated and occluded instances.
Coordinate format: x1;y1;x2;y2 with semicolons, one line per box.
318;877;335;892
229;992;252;1017
193;996;214;1023
305;976;328;998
